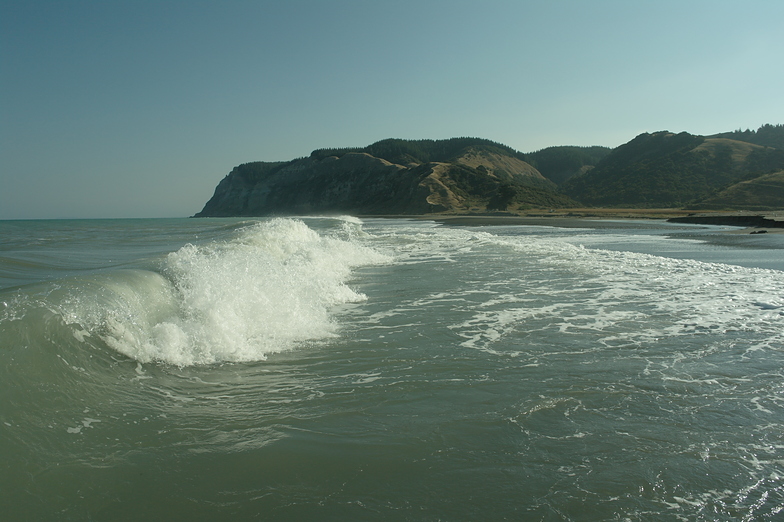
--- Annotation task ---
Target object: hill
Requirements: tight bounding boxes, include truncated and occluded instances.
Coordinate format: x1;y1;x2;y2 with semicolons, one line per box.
710;123;784;151
196;127;784;217
689;170;784;210
560;131;784;207
527;146;612;185
194;138;578;217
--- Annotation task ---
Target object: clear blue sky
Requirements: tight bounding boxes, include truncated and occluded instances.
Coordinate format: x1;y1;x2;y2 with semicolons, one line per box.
2;0;783;219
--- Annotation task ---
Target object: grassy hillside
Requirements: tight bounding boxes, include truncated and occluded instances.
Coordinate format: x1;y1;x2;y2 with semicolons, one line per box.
196;138;579;217
310;137;530;165
198;126;784;217
527;146;611;185
561;131;784;207
690;170;784;210
710;123;784;151
311;136;557;192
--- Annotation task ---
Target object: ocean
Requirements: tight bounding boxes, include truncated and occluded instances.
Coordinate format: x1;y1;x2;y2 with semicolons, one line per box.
1;216;783;520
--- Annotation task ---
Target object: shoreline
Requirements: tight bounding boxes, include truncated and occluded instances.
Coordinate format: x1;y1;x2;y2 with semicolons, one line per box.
360;209;784;234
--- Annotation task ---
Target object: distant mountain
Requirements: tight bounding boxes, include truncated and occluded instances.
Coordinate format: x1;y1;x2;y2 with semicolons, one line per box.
560;131;784;207
195;138;578;217
196;127;784;217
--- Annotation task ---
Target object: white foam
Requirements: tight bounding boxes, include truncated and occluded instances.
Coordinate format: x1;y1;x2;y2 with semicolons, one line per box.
355;222;784;357
97;218;389;366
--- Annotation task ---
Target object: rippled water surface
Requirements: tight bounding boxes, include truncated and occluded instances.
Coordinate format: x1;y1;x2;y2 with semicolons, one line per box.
1;217;783;520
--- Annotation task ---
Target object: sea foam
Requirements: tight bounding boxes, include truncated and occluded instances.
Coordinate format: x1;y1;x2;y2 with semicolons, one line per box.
95;218;388;365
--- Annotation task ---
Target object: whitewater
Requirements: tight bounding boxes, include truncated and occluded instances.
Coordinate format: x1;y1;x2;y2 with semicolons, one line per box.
1;216;783;520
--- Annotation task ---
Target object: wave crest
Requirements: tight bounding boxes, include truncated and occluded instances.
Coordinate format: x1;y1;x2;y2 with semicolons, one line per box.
125;218;387;365
1;218;388;367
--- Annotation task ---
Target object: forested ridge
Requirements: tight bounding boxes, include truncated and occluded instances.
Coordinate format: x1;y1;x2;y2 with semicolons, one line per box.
560;126;784;208
196;125;784;217
310;137;530;165
710;124;784;151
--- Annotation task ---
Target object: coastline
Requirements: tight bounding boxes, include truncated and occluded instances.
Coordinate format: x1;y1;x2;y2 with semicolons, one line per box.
360;209;784;234
356;210;784;271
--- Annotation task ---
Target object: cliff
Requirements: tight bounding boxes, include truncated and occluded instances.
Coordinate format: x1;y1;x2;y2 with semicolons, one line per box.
195;127;784;217
195;139;578;217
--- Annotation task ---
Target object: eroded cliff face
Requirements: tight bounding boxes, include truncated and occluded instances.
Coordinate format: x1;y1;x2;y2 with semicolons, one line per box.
195;149;556;217
197;153;433;216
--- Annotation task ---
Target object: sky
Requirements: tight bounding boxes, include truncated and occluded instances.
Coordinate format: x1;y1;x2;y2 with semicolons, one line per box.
1;0;783;219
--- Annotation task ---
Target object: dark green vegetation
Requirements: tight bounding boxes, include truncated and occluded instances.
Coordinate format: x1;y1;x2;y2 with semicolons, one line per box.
195;124;784;217
310;137;527;165
689;170;784;211
561;126;784;208
527;146;612;185
196;138;578;217
711;124;784;151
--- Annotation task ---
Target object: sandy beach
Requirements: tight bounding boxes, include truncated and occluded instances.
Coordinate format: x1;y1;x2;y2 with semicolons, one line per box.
400;209;784;234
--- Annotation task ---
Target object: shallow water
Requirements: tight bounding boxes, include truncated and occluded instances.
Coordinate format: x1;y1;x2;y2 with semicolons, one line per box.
1;217;783;520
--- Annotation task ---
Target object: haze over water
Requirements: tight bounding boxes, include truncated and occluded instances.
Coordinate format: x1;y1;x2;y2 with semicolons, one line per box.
1;217;783;520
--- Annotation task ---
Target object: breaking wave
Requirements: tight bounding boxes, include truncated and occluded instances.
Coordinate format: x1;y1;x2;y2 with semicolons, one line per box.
0;218;389;366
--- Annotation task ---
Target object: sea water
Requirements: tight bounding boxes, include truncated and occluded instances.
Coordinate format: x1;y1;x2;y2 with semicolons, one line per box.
1;216;783;520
